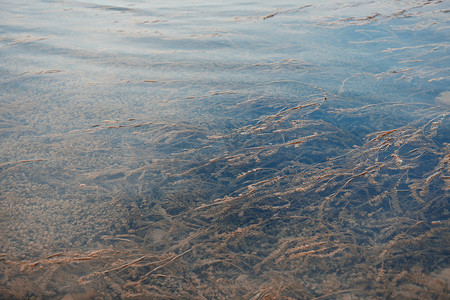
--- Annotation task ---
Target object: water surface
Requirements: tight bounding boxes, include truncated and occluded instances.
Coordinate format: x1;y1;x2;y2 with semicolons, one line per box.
1;0;449;299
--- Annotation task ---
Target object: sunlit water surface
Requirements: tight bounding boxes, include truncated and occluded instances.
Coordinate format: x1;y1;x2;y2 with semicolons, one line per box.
1;0;449;299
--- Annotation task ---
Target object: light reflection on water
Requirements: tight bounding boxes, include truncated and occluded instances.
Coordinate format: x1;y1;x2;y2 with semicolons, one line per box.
0;0;449;298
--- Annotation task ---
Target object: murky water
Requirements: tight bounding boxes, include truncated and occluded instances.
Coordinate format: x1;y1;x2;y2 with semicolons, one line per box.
1;0;449;299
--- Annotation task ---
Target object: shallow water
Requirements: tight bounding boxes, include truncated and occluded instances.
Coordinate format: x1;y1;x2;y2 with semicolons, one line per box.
1;0;449;299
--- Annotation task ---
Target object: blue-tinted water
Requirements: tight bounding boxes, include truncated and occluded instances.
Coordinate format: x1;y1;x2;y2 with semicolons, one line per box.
1;0;449;298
